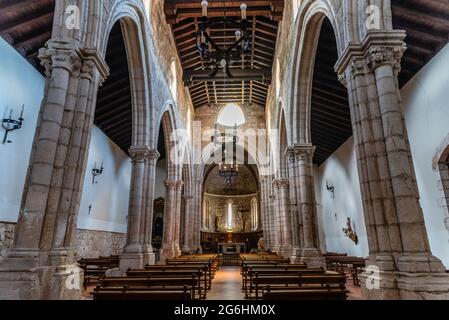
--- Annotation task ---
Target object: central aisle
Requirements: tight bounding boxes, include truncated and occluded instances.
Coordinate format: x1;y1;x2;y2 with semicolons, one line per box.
207;266;245;300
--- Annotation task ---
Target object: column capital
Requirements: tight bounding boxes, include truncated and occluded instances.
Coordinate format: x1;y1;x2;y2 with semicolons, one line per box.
290;144;315;161
273;178;289;188
183;195;194;200
165;179;182;189
335;30;407;78
38;41;82;77
129;146;153;163
80;48;110;83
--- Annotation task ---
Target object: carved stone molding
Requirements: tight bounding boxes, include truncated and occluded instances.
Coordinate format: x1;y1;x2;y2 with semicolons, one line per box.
291;144;315;162
38;47;82;77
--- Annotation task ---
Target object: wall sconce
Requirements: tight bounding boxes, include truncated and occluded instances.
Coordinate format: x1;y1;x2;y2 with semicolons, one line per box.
92;161;104;184
326;181;335;198
2;105;24;144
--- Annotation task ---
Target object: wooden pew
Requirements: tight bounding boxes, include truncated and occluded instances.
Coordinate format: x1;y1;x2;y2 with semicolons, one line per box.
95;275;202;299
93;289;192;300
78;256;119;289
263;287;347;300
325;255;366;286
126;269;208;298
252;272;346;300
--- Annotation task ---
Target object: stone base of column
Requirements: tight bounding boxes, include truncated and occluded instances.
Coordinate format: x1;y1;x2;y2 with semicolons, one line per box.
289;247;302;264
279;245;293;259
142;245;156;266
360;270;449;300
119;253;144;271
159;248;178;261
299;248;325;269
271;244;281;254
182;246;191;254
0;263;83;300
360;253;449;300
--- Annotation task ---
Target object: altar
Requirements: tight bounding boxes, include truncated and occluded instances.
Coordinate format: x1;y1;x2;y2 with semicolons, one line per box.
218;242;245;254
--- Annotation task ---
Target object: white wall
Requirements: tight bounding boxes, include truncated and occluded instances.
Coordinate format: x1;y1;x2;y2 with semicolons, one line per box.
0;38;44;222
314;137;370;257
401;43;449;267
77;126;131;233
155;158;167;199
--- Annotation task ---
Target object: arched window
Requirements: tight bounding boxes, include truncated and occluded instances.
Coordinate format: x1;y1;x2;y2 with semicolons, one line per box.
217;103;246;127
251;197;258;230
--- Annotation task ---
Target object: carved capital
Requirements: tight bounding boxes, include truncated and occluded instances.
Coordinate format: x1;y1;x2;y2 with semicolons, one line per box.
148;149;161;161
165;179;181;189
80;48;110;84
38;40;83;77
367;45;405;73
129;146;151;163
274;178;289;189
291;144;315;162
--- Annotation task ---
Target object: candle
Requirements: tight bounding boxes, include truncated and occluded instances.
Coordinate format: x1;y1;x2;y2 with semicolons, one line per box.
201;0;208;17
235;30;242;41
240;3;247;20
19;104;24;119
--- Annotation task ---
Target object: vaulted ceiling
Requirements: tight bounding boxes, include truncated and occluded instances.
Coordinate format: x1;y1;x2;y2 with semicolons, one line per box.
164;0;284;108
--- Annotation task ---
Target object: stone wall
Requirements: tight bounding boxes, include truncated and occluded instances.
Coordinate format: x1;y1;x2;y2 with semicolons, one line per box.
1;224;126;259
74;229;126;259
0;222;15;257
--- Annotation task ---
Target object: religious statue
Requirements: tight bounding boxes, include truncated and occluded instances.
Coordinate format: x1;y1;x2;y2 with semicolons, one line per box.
343;217;359;245
257;237;265;252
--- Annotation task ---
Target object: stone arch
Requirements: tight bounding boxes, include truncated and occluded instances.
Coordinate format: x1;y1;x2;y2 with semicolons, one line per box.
289;1;344;144
100;1;154;147
157;105;182;180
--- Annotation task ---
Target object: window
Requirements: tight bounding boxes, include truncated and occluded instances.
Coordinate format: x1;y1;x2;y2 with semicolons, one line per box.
251;198;258;230
217;104;246;127
227;202;233;230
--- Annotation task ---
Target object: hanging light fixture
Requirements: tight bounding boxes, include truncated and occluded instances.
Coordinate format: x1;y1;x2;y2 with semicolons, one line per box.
196;1;250;78
212;123;239;187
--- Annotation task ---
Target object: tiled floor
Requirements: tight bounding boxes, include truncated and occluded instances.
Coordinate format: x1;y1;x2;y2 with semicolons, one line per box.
207;266;245;300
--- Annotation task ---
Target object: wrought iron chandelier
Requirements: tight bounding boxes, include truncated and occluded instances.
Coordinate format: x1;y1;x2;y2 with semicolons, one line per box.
212;123;239;187
196;1;250;78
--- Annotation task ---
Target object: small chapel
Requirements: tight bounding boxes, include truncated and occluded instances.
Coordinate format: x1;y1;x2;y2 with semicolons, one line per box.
0;0;449;301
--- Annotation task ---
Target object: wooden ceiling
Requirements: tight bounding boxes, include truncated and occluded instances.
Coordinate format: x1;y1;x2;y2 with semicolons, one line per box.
392;0;449;87
94;23;133;156
0;0;55;74
164;0;284;108
311;19;352;165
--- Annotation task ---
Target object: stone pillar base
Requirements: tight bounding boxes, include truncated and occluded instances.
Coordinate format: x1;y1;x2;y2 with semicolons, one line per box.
119;253;144;271
279;245;293;259
0;263;83;300
271;245;281;254
360;270;449;300
143;252;156;266
159;248;178;261
299;248;325;269
182;246;191;254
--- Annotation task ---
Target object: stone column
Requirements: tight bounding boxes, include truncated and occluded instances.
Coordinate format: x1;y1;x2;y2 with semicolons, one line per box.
0;41;109;299
173;180;183;257
274;179;293;258
270;180;282;253
141;150;160;266
335;31;449;299
286;147;301;262
259;177;271;251
293;144;325;268
120;146;152;270
182;195;194;253
160;179;180;260
191;178;202;252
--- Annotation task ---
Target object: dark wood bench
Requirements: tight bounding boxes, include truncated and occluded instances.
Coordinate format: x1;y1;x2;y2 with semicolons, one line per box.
97;276;202;299
93;289;192;300
263;287;347;300
252;272;346;300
